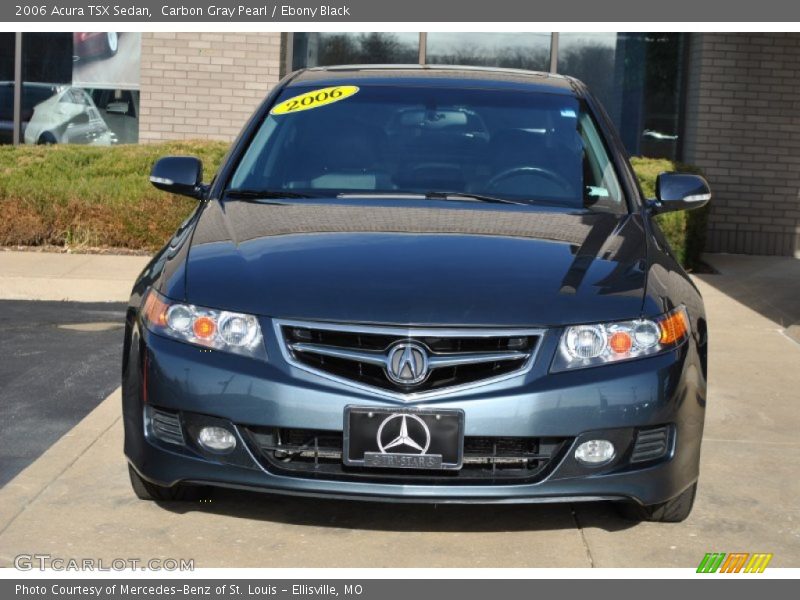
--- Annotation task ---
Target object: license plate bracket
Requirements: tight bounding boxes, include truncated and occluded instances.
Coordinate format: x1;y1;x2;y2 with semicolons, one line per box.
343;406;464;470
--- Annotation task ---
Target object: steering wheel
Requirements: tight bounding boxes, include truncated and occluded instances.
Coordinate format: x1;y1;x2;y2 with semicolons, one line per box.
485;166;574;195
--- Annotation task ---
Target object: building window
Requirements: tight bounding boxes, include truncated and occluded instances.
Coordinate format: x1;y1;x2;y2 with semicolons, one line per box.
425;32;551;71
1;32;140;146
292;33;419;69
23;32;73;84
0;33;17;143
558;33;685;159
289;32;686;160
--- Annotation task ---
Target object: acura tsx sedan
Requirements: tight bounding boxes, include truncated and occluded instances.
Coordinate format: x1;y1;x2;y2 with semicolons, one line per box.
124;65;710;522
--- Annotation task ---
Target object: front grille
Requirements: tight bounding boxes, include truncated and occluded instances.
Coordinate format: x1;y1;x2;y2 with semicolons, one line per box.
242;426;569;484
630;425;671;463
148;406;184;446
276;319;543;397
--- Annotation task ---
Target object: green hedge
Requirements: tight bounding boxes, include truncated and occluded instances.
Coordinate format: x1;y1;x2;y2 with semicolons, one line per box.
630;157;708;270
0;143;706;267
0;141;229;249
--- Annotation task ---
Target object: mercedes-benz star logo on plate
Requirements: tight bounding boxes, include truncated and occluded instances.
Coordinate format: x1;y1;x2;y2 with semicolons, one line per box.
385;342;429;385
376;413;431;454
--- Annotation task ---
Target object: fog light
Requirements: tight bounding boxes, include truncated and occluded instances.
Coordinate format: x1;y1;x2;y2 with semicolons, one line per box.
575;439;615;465
197;426;236;452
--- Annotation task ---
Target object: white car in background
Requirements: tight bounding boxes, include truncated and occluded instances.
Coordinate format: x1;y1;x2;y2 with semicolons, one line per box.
24;86;117;145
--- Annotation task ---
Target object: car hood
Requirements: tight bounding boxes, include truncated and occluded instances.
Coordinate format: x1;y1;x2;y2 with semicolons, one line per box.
180;199;648;327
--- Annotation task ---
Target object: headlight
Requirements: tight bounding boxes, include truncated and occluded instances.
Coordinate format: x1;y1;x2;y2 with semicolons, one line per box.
551;306;690;372
141;289;266;360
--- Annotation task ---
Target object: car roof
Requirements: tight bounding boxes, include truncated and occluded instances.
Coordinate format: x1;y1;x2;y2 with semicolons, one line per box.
287;64;581;96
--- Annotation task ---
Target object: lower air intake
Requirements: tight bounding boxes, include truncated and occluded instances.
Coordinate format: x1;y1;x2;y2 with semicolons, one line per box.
631;425;671;463
148;406;184;446
242;426;570;484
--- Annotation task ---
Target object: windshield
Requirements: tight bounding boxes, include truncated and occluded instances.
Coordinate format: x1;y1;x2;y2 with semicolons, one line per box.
229;84;625;211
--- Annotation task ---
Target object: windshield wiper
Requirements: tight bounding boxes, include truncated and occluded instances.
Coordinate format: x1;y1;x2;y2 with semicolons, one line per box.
423;191;527;205
336;190;527;205
225;189;315;199
337;192;427;199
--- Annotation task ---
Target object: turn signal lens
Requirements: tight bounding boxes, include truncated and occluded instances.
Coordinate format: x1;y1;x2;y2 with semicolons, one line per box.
142;291;169;327
553;306;690;371
192;316;216;340
609;331;633;354
659;307;689;345
141;289;266;360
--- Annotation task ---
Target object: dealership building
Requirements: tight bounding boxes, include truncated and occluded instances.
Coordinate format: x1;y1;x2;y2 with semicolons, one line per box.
1;32;799;257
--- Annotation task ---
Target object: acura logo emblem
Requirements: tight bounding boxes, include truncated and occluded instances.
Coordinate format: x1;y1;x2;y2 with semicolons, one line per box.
376;413;431;454
385;342;429;385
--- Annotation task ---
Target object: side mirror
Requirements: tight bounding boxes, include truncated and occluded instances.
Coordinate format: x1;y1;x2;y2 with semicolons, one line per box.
652;172;711;213
149;156;204;199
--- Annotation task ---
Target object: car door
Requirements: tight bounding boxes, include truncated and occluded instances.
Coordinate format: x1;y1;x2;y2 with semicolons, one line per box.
62;89;108;144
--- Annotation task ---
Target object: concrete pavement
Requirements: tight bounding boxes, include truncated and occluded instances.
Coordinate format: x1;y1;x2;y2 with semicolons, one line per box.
0;250;150;302
575;264;800;567
0;252;798;568
699;253;800;329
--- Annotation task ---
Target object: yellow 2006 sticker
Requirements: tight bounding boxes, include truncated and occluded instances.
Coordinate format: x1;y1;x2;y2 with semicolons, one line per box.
270;85;360;115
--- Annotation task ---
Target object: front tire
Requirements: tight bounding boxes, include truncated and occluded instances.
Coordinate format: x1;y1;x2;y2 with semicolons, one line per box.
104;32;119;57
617;482;697;523
37;132;57;145
128;464;210;502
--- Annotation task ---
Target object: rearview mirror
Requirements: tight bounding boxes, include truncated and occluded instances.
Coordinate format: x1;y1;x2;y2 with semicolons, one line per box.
149;156;204;199
653;172;711;213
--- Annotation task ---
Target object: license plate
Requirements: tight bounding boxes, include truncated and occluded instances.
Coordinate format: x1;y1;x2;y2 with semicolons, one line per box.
343;406;464;470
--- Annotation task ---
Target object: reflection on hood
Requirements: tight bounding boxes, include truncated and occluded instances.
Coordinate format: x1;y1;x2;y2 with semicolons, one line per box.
179;199;648;326
192;200;610;247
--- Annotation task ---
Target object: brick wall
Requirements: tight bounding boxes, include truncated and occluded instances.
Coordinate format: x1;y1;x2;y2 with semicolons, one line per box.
138;32;282;142
683;33;800;257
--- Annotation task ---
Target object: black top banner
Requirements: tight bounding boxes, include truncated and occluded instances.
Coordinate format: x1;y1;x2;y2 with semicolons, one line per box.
4;0;800;22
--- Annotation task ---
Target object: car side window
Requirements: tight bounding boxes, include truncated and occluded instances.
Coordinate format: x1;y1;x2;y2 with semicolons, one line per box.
231;118;279;188
578;112;624;209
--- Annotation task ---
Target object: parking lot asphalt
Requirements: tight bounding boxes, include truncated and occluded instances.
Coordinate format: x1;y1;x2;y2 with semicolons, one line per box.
0;252;798;568
0;300;127;486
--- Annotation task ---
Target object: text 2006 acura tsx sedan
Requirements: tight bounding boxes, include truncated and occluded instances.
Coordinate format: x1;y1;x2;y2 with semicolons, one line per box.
124;65;710;522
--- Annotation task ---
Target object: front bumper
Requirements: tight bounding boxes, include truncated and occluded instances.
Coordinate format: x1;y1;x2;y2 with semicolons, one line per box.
124;325;706;506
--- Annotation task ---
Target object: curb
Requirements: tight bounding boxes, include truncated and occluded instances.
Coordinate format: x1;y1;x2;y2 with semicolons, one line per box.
0;388;121;536
0;277;135;302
